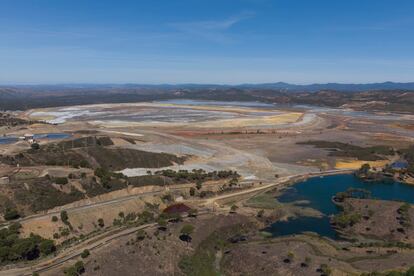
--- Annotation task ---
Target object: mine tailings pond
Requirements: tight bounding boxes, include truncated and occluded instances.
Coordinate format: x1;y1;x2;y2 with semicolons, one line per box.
266;174;414;239
0;133;71;144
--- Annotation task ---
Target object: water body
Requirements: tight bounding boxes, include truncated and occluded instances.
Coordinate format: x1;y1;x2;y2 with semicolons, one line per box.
0;137;19;145
0;133;71;144
33;133;72;140
267;174;414;239
155;99;275;108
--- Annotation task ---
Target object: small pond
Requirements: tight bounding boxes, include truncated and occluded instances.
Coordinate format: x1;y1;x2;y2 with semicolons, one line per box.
0;133;71;145
266;174;414;239
0;137;19;145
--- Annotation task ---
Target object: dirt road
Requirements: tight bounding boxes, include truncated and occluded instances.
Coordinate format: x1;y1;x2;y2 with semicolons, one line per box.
0;169;353;276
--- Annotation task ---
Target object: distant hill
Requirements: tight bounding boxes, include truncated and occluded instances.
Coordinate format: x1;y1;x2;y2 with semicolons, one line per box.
2;81;414;92
1;82;414;112
236;81;414;92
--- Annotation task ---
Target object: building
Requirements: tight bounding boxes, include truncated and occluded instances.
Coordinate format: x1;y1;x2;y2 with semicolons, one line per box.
23;133;34;140
390;160;409;171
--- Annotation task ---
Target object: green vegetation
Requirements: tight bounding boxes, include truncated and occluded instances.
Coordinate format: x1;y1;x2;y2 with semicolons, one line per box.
334;188;371;202
13;177;84;213
136;229;146;241
4;208;20;221
0;223;56;264
287;252;295;261
51;215;58;222
332;212;362;228
401;145;414;174
97;218;105;228
64;260;85;276
244;192;280;209
230;205;238;213
30;143;40;150
60;210;69;224
157;217;168;230
87;147;186;171
397;203;411;227
155;169;239;184
80;249;90;259
298;141;394;161
319;264;332;275
54;177;69;185
180;224;195;236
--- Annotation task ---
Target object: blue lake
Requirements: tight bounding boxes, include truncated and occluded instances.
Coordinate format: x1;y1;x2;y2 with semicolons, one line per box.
267;174;414;239
0;133;71;144
33;133;71;140
0;137;19;145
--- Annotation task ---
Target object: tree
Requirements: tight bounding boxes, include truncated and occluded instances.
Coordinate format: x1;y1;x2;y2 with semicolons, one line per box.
230;205;238;213
189;187;196;196
138;211;154;223
4;208;20;220
180;224;194;243
406;266;414;276
136;229;146;241
60;211;69;224
97;218;105;228
157;218;167;231
64;261;85;276
39;239;55;255
13;237;39;260
55;177;69;185
196;181;202;190
257;210;264;218
51;216;58;222
31;143;40;150
320;264;332;276
287;252;295;262
180;224;194;236
81;249;90;259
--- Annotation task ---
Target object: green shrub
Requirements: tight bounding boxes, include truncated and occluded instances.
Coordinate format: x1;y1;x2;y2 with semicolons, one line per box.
4;208;20;220
55;177;69;185
64;261;85;276
60;211;69;224
80;249;90;259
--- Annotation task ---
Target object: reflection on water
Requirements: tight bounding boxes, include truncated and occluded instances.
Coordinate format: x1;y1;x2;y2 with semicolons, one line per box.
267;174;414;239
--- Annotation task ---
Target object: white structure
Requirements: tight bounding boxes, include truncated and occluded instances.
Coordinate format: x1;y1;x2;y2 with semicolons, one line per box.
24;133;34;140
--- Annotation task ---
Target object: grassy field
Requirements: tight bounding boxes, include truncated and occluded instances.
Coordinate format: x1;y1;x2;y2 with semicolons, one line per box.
243;192;281;209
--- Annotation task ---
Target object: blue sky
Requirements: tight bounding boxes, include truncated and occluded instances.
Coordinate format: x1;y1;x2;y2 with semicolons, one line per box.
1;0;414;84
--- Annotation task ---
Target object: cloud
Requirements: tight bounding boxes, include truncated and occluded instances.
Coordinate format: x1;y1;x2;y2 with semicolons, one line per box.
169;12;255;42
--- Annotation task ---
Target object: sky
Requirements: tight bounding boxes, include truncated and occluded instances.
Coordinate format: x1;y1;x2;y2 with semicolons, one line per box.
1;0;414;84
